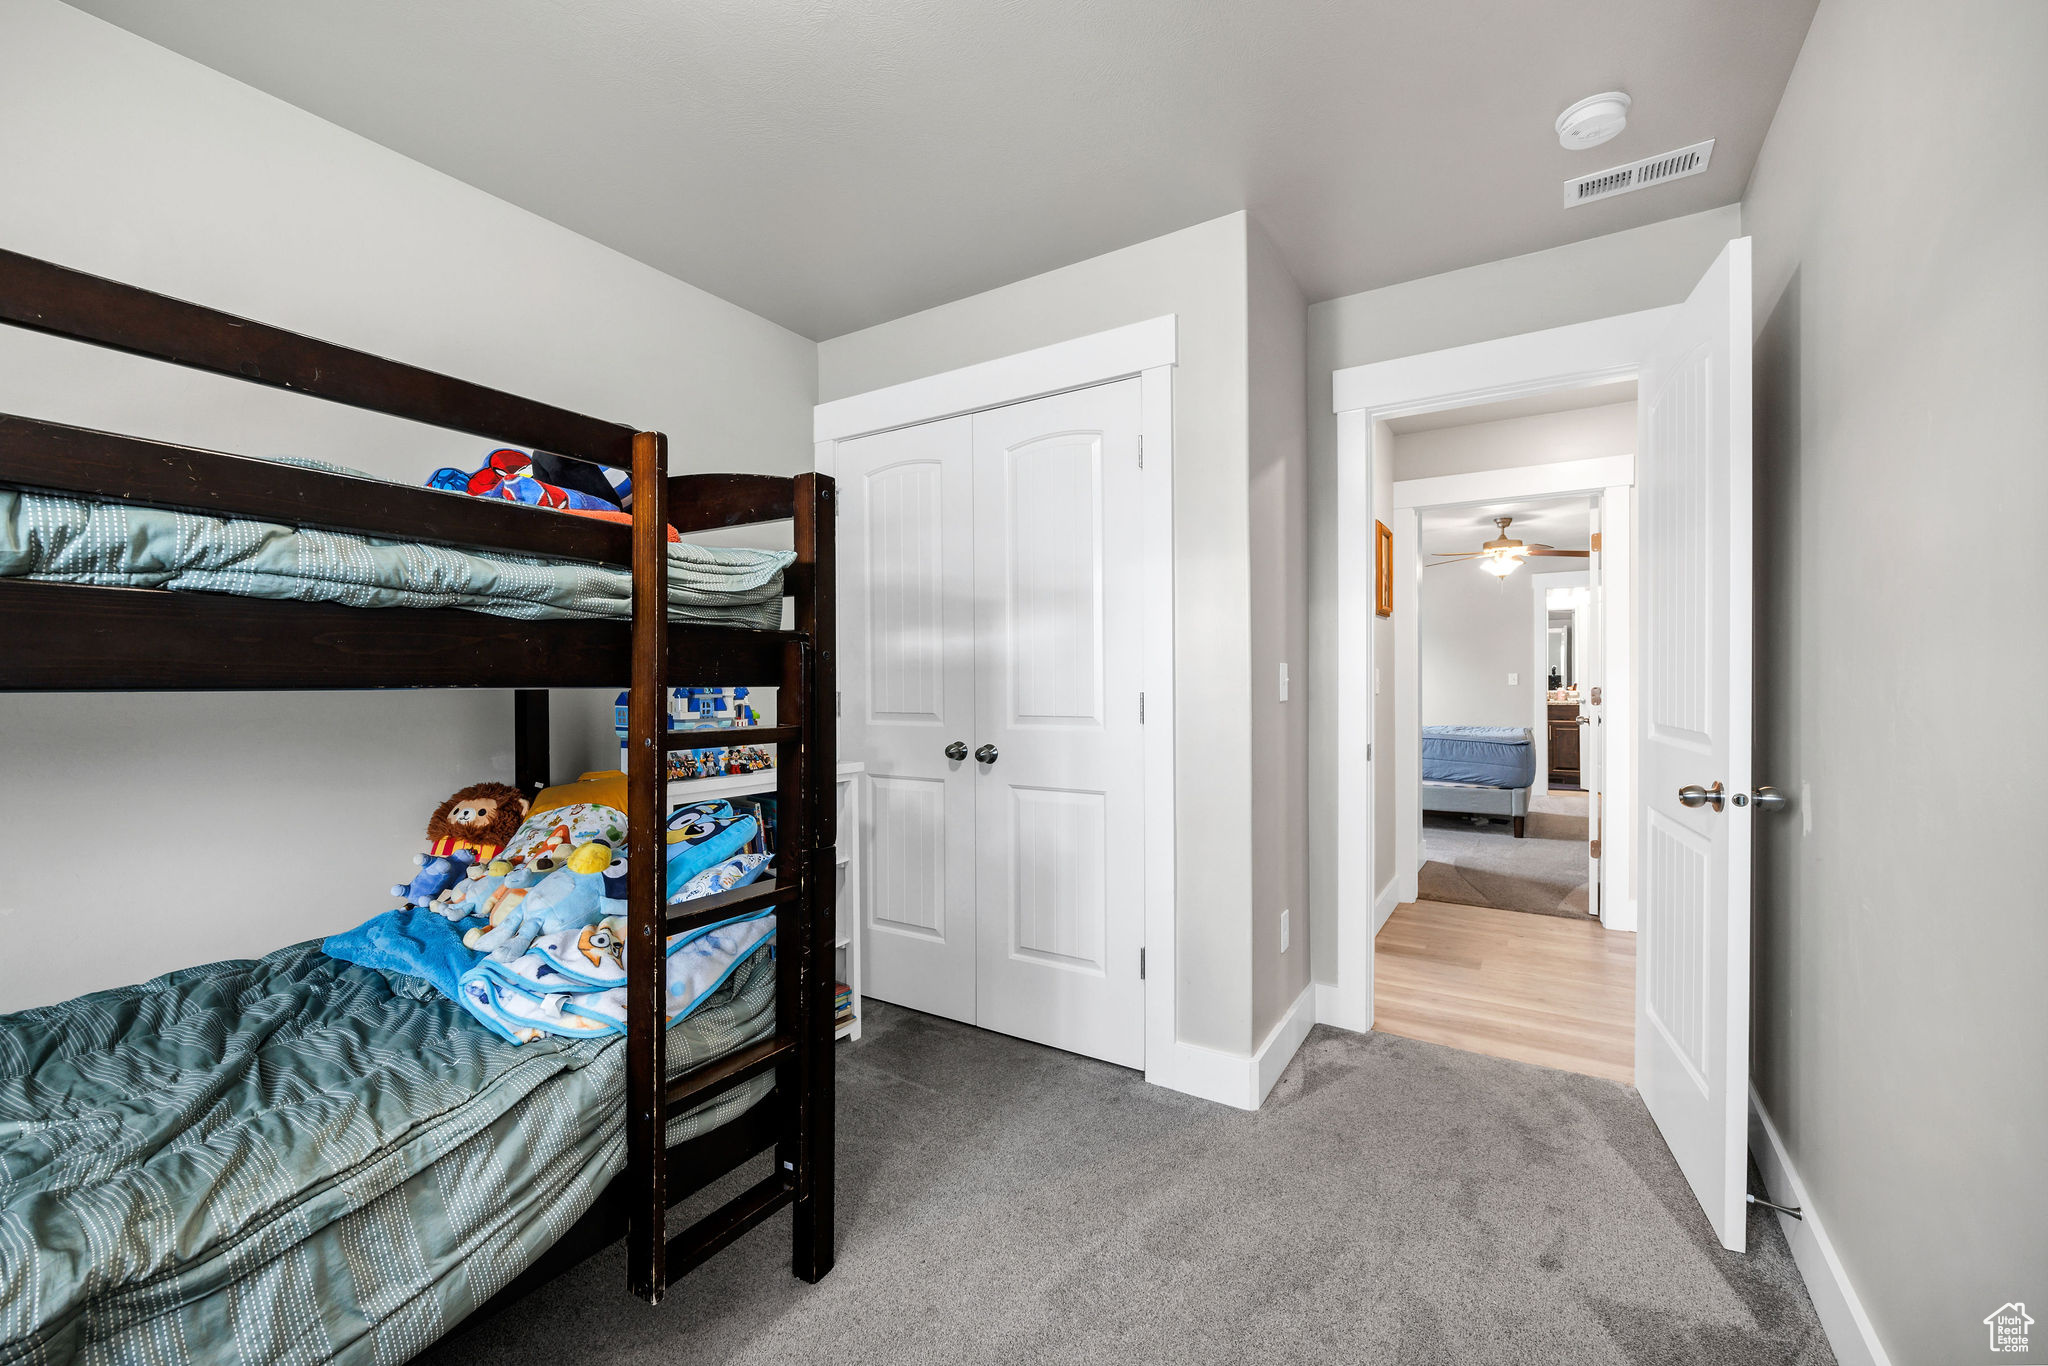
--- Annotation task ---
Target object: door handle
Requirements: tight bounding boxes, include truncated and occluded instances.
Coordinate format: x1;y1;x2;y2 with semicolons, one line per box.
1574;716;1591;725
944;741;968;762
974;744;999;765
1731;785;1791;812
1677;781;1725;811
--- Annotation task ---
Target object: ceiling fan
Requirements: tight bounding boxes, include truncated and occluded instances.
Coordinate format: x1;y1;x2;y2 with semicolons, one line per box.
1428;516;1591;577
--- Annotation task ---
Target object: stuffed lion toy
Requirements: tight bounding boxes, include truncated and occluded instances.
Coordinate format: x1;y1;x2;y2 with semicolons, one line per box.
427;781;529;863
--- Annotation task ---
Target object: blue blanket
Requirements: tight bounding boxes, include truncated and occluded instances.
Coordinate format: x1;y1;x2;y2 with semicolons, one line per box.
322;906;485;1002
324;847;777;1043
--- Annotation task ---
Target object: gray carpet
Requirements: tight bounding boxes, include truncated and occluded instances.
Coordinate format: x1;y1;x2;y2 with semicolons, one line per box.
426;1004;1835;1366
1420;790;1592;918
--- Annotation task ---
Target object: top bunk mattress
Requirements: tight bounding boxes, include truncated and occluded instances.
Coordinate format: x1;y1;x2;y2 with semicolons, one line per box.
0;938;776;1366
0;478;793;626
1421;725;1536;788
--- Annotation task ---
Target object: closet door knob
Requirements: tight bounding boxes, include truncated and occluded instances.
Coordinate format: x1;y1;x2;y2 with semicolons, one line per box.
944;741;968;761
974;744;1000;765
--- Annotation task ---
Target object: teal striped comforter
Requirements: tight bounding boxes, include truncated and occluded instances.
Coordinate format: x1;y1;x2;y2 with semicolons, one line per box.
0;942;776;1366
0;482;793;625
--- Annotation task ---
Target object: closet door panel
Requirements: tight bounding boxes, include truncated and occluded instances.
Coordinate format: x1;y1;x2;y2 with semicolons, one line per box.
970;379;1146;1069
836;416;977;1025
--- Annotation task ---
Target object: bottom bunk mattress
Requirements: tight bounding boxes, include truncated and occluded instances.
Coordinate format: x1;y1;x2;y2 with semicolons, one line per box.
0;939;777;1366
1420;725;1537;788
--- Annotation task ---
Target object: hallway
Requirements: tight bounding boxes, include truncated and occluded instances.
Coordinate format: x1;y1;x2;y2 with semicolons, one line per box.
1374;897;1635;1084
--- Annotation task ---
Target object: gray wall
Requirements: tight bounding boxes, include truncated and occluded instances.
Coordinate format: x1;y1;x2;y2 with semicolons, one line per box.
1246;219;1310;1042
1305;206;1740;984
818;213;1259;1054
0;1;816;1010
1743;0;2048;1358
1420;565;1534;729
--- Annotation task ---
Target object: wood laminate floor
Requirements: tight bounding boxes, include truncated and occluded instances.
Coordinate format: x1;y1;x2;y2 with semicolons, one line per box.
1373;899;1636;1084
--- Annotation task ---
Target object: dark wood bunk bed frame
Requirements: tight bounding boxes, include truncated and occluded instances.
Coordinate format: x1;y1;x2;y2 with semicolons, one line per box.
0;249;837;1313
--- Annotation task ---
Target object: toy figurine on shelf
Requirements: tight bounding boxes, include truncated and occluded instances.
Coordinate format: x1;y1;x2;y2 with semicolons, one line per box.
615;681;779;781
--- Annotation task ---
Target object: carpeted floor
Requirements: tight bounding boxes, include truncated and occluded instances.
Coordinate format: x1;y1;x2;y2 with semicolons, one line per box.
428;1003;1835;1366
1420;789;1592;918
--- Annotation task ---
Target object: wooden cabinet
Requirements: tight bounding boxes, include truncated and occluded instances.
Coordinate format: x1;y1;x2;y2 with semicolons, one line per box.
1547;702;1582;788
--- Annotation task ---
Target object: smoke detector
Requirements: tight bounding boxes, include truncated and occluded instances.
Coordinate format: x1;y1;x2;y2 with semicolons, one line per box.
1555;92;1632;150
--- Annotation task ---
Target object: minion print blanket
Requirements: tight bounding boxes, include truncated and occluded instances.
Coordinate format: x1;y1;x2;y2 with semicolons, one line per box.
326;793;774;1044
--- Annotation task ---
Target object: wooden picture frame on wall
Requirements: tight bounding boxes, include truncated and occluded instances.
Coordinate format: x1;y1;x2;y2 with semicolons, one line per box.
1374;519;1394;617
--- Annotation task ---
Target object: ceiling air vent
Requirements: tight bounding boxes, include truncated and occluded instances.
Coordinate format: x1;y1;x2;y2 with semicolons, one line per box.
1564;139;1715;208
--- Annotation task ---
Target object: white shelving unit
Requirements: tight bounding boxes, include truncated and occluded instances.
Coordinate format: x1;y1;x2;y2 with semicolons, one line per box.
628;750;865;1041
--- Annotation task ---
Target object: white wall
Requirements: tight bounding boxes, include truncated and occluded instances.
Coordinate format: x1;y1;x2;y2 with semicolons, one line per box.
1743;1;2048;1359
1421;565;1534;729
817;212;1257;1054
1246;219;1309;1042
1391;400;1635;481
0;1;815;1011
1304;205;1740;985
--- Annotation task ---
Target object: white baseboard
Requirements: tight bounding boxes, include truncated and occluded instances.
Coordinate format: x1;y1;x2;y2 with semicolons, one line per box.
1146;1039;1256;1109
1372;878;1402;934
1313;981;1364;1033
1399;867;1419;906
1252;984;1317;1107
1749;1088;1893;1366
1147;984;1315;1111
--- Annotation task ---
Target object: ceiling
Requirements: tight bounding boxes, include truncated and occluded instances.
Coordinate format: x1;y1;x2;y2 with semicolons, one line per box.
1386;380;1636;435
67;0;1817;340
1420;495;1591;570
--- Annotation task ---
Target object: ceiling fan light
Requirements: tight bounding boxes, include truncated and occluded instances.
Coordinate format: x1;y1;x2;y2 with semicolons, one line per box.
1481;554;1519;577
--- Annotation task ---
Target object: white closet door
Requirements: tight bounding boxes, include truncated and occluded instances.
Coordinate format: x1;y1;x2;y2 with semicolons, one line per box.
968;380;1147;1069
836;417;978;1024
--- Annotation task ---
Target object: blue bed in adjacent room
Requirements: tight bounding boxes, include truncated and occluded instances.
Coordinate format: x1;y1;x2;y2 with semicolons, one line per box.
1422;725;1535;837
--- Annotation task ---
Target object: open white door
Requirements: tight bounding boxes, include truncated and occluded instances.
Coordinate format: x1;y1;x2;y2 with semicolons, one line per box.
1582;516;1605;911
1635;236;1754;1251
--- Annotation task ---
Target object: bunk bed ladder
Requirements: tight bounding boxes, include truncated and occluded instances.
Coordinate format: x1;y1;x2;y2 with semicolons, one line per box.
625;431;672;1302
787;471;837;1282
621;463;836;1302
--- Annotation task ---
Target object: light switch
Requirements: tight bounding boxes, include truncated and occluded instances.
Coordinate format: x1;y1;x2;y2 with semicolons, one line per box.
1374;667;1382;696
1280;908;1291;953
1508;672;1519;686
1278;662;1290;702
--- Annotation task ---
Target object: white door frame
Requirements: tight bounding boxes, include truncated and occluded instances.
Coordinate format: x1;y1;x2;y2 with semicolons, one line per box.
1393;460;1634;927
814;316;1178;1083
1533;568;1592;796
1328;308;1670;1030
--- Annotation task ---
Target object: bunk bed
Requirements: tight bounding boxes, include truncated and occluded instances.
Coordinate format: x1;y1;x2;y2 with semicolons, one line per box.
0;248;837;1359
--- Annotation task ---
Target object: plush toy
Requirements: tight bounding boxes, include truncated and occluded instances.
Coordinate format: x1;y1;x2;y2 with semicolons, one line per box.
466;841;616;962
458;857;555;933
434;856;510;921
425;782;529;864
392;848;477;908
